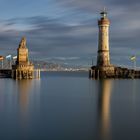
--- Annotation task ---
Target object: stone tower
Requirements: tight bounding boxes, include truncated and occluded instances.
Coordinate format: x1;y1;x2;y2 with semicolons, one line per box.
17;37;29;64
97;10;110;66
12;37;34;79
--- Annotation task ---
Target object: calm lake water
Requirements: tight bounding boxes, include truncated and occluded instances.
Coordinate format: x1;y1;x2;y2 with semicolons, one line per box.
0;72;140;140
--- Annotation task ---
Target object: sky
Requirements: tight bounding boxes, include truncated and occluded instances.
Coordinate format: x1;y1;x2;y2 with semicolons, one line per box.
0;0;140;67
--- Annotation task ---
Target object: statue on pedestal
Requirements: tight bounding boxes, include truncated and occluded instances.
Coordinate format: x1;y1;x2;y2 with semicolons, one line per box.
19;37;26;48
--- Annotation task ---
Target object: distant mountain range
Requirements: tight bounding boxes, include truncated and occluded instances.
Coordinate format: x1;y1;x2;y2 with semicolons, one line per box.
32;60;89;71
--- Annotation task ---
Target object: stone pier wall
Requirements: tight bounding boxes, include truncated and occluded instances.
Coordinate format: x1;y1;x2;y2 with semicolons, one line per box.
89;66;140;79
12;64;34;79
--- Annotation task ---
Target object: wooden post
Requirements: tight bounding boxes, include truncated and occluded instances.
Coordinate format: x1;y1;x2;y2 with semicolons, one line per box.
38;69;40;78
16;69;17;79
11;70;14;78
97;70;99;79
19;71;22;79
2;60;3;69
89;69;92;78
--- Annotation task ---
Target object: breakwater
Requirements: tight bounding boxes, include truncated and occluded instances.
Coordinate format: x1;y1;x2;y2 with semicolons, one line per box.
89;66;140;79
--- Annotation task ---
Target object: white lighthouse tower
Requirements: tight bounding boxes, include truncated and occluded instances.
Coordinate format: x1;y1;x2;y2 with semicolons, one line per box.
97;10;111;66
89;10;139;79
89;10;115;78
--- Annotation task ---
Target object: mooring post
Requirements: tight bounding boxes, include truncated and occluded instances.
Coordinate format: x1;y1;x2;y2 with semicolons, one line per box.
38;69;40;79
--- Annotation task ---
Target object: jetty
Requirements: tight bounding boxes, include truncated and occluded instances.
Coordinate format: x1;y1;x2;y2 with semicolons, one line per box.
0;37;40;79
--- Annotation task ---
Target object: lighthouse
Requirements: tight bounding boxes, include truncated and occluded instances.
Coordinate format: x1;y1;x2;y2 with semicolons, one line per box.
89;11;140;79
97;10;110;66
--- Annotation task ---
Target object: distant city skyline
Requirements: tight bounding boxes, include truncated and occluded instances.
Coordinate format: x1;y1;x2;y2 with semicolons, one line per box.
0;0;140;67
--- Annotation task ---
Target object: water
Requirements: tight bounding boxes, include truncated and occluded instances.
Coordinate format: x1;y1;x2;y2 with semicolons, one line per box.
0;72;140;140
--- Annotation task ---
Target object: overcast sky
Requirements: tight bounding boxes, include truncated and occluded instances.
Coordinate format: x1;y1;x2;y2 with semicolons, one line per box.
0;0;140;66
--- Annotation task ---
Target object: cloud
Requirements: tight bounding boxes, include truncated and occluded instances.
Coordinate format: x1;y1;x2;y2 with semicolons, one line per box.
0;15;97;60
55;0;104;12
0;0;140;66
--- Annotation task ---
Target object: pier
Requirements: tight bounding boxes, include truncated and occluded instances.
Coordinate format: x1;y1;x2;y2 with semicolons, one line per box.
0;37;40;79
0;69;12;78
89;66;140;79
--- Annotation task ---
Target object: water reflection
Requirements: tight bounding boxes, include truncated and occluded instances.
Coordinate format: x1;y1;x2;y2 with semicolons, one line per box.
97;80;113;140
17;79;41;112
17;80;32;111
16;79;41;118
16;79;41;139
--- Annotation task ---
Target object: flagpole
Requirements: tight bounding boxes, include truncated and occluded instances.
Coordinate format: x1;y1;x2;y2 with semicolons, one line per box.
134;60;136;70
130;55;136;70
10;57;12;69
6;55;12;69
2;60;3;69
92;58;93;66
